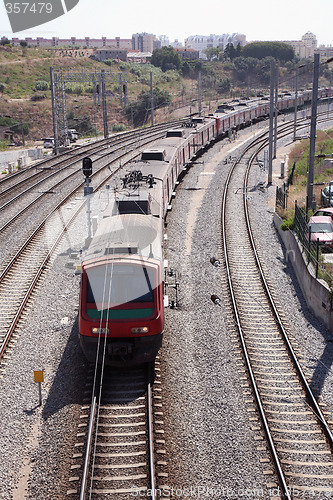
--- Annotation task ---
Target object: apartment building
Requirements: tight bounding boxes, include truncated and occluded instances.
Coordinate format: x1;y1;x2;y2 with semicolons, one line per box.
185;33;246;59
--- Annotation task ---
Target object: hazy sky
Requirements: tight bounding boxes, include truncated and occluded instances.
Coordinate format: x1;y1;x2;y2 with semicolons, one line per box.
0;0;331;46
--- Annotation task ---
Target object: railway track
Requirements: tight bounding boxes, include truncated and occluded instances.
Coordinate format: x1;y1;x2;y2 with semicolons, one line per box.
0;121;181;199
0;121;180;363
221;120;333;497
69;363;158;499
0;122;180;235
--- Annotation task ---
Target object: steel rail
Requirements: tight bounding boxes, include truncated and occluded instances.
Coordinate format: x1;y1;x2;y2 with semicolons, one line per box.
0;123;172;359
221;129;292;500
79;364;156;499
0;118;182;190
147;367;156;500
0;121;180;212
79;397;97;500
221;114;333;497
0;127;169;235
244;138;333;449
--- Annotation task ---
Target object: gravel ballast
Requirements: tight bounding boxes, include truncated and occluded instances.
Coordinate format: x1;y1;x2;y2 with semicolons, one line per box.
0;119;332;499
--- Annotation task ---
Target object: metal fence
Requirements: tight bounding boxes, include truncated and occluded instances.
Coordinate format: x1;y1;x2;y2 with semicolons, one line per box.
275;163;297;214
293;201;333;285
276;184;287;212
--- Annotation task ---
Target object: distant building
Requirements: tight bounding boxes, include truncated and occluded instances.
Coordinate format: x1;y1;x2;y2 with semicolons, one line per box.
185;33;246;59
158;35;170;47
94;48;128;62
7;36;132;49
170;39;183;49
132;33;156;53
283;31;317;59
176;48;199;60
127;51;152;63
317;45;333;58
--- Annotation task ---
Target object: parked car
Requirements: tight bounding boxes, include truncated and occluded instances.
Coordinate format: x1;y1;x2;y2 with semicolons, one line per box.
307;215;333;250
43;138;55;148
313;207;333;219
321;182;333;207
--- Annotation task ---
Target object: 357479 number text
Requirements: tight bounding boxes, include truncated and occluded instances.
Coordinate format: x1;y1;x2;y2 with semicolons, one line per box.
5;3;53;14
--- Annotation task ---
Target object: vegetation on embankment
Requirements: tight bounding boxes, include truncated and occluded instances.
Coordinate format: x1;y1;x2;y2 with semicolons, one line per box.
0;42;333;145
289;129;333;186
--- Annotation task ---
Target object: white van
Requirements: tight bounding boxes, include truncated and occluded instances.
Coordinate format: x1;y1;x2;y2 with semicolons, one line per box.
43;138;55;148
67;129;78;142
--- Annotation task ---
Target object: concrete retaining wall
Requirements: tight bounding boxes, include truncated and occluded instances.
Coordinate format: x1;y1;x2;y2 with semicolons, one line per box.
274;213;333;333
0;148;44;171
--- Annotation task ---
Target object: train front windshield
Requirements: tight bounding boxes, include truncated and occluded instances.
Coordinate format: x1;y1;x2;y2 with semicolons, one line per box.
85;263;156;319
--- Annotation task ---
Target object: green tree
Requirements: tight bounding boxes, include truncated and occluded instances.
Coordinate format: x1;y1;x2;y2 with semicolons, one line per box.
217;78;231;95
67;114;95;135
224;43;237;61
204;47;221;61
151;46;182;72
182;61;190;76
242;41;294;62
233;57;258;83
124;88;171;127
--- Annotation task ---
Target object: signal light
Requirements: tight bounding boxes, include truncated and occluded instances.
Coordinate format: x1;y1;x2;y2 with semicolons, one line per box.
82;157;93;177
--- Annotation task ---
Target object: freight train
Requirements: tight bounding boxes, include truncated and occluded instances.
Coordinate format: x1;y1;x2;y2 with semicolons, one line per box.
78;88;331;366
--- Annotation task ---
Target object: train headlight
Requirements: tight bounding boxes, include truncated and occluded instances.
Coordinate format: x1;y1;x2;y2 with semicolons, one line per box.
131;327;149;334
91;327;109;335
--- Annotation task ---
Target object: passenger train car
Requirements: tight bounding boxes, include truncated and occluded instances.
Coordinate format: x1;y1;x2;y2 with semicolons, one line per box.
78;87;332;366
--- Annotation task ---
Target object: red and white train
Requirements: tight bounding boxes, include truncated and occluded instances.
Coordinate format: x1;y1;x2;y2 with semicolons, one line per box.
78;88;331;366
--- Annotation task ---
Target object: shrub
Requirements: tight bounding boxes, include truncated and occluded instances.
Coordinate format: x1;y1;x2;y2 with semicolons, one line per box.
31;93;47;101
112;123;126;132
35;80;49;91
280;215;295;231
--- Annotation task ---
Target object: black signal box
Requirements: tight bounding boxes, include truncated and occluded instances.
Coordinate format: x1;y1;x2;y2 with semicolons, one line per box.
82;157;93;177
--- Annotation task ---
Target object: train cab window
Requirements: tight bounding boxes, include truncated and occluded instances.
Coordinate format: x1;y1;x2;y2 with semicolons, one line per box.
85;264;156;319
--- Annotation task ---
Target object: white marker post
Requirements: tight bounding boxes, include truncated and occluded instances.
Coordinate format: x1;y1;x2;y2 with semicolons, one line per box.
34;370;44;406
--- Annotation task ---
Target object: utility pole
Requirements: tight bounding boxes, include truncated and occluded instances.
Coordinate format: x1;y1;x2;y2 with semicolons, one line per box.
273;64;278;159
124;70;128;107
198;70;202;116
150;71;154;126
306;53;320;213
119;73;123;107
50;67;59;155
293;66;298;141
268;60;275;184
101;69;108;138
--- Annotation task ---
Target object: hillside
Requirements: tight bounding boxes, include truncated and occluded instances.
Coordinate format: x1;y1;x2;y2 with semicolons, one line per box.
1;44;332;146
0;46;200;143
0;46;126;142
